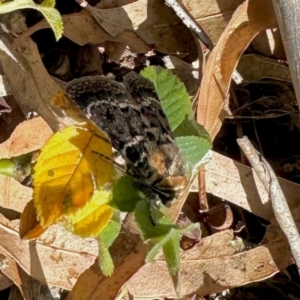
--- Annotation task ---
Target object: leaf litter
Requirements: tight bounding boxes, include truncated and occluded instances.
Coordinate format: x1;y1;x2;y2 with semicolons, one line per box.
0;0;300;299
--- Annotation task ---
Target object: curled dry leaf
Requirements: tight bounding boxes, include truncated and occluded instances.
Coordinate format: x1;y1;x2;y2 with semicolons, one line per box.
101;41;128;63
197;0;277;139
206;203;234;231
0;96;11;113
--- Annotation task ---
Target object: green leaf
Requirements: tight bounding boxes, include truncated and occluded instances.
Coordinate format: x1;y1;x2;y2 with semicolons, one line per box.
40;0;55;7
97;238;114;276
173;117;211;142
175;135;212;175
163;232;181;294
99;213;122;248
0;159;15;177
146;222;200;263
141;66;212;174
0;0;63;40
162;231;180;275
145;228;177;262
110;176;142;212
141;66;193;131
0;154;32;182
97;213;122;276
145;227;181;291
135;200;201;291
134;200;175;241
173;116;212;175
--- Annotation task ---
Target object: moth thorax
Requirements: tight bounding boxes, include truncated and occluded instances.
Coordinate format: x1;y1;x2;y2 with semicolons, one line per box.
149;146;186;179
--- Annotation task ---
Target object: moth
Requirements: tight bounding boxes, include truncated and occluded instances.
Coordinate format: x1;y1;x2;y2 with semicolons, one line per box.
66;72;188;206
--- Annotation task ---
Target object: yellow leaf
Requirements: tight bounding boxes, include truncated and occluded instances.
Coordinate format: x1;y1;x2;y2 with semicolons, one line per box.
19;200;46;239
33;124;114;228
23;224;46;240
70;190;114;237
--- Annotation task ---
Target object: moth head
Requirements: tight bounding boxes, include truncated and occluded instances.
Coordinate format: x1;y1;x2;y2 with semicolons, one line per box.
153;174;189;207
147;145;189;206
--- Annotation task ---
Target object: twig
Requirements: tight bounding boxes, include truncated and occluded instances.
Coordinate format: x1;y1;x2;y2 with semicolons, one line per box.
237;136;300;275
12;19;49;48
198;166;208;212
272;0;300;108
164;0;213;50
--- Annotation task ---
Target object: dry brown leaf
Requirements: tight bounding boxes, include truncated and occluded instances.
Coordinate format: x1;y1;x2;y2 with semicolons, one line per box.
121;203;300;297
191;151;300;222
183;0;244;43
0;117;52;159
0;248;23;294
0;214;98;290
0;75;12;97
0;175;32;213
17;0;245;58
0;272;12;292
63;1;195;54
119;227;293;298
66;236;148;300
0;117;53;213
197;0;277;139
96;0;136;9
7;286;23;300
253;28;285;59
101;41;127;62
63;0;245;54
66;0;244;50
0;15;80;131
17;265;63;300
237;54;291;82
62;12;150;52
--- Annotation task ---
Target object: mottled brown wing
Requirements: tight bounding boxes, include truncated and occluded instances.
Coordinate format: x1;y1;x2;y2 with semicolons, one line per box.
66;72;187;205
